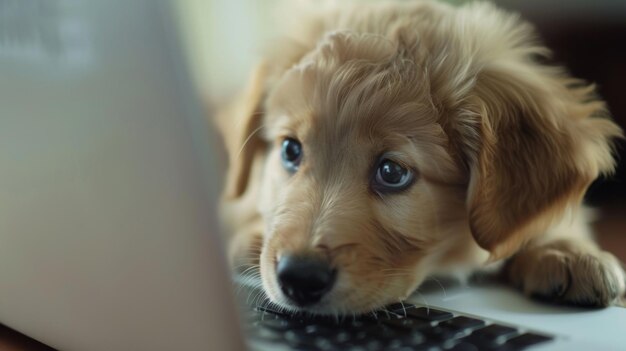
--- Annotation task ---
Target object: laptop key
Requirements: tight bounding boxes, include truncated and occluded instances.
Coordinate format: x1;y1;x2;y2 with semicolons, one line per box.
382;317;433;330
439;316;486;332
251;327;284;342
262;317;308;330
365;324;400;339
352;330;369;341
350;323;397;341
334;330;352;343
347;320;367;328
458;335;511;350
423;325;467;341
413;343;441;351
310;323;343;334
362;340;385;351
314;337;335;351
385;302;417;314
254;305;284;316
471;324;519;341
505;333;553;348
448;341;479;351
284;330;312;346
406;307;454;321
257;318;293;330
346;346;368;351
387;338;406;349
388;341;440;351
284;331;337;351
401;332;427;347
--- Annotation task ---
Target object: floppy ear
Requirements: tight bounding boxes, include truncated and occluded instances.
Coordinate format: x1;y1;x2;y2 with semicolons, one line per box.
465;64;622;260
216;63;269;199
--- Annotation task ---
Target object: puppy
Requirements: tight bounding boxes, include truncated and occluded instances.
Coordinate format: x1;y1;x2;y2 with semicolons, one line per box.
217;0;625;315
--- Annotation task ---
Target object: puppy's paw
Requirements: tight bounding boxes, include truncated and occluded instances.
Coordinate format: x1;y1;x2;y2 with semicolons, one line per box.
506;241;626;307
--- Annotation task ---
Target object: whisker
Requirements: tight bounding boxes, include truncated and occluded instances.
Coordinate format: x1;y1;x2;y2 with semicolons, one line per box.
414;289;430;311
236;125;265;160
399;300;408;317
428;276;447;298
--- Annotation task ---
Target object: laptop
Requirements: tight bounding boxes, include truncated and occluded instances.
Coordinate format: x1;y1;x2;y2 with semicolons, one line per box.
0;1;624;350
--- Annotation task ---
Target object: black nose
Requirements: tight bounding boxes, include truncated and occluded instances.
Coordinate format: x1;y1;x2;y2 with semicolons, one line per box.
276;254;336;306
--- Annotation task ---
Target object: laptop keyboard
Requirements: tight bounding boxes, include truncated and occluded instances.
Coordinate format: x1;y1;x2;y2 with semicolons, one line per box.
246;303;553;350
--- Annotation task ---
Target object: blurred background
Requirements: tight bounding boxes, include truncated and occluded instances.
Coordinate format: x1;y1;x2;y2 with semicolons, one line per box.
175;0;626;259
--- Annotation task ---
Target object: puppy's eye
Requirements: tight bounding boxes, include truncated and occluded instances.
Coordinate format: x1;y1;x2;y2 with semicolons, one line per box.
373;159;414;191
281;138;302;172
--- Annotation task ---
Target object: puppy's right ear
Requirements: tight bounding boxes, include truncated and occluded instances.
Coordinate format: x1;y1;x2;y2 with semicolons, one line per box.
216;63;269;199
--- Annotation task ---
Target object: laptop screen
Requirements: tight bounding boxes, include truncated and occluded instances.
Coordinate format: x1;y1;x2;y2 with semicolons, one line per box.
0;0;243;350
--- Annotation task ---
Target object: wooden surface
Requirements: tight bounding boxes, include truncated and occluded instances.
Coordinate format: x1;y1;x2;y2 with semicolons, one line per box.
0;206;623;350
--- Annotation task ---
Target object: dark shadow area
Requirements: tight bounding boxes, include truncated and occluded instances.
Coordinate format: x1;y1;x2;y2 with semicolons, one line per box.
0;324;56;351
494;0;626;206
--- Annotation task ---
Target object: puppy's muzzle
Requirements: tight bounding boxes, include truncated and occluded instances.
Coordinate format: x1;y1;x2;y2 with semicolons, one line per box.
276;254;336;306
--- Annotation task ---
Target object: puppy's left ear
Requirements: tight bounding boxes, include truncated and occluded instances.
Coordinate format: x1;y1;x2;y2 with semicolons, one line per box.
216;63;269;200
464;64;622;261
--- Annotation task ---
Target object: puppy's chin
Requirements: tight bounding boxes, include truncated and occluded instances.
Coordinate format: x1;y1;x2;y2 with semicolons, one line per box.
259;250;424;315
262;279;424;316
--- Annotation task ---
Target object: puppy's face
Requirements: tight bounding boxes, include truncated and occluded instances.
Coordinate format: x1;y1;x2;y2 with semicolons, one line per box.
256;33;477;314
222;4;620;315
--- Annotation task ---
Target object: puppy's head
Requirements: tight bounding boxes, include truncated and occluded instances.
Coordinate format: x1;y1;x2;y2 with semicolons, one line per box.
220;2;622;314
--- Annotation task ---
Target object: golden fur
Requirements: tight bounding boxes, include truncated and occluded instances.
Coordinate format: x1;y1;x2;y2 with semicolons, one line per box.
217;0;625;314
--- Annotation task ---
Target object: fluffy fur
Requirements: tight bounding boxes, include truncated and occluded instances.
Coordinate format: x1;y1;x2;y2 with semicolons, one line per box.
217;0;625;314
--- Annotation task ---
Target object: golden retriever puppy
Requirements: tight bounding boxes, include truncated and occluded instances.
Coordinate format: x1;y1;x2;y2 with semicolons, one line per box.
217;0;625;314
